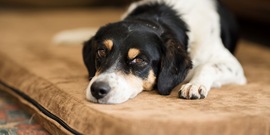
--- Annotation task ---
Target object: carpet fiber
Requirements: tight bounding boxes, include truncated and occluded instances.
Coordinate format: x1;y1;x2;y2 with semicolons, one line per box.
0;8;269;135
0;92;49;135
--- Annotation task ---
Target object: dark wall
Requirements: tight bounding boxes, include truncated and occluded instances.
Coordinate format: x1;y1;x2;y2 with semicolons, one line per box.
222;0;270;46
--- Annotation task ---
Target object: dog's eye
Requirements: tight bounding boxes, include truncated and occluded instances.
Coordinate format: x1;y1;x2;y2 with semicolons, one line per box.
130;58;144;65
97;49;106;58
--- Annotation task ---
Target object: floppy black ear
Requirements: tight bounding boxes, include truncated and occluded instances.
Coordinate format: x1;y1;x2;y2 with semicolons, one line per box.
157;38;192;95
82;37;96;80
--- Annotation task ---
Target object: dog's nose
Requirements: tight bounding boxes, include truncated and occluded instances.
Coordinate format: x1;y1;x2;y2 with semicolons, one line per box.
91;81;111;99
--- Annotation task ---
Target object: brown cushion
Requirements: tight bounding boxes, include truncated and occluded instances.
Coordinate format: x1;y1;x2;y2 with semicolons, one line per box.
0;9;270;135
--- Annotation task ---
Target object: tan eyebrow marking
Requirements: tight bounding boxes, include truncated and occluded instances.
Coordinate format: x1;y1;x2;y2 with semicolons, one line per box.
128;48;140;59
103;39;113;50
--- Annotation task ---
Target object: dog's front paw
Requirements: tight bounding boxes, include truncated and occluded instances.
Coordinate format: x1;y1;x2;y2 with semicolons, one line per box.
178;83;208;99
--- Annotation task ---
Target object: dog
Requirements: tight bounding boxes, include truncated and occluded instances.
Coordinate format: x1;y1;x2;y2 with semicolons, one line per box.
57;0;247;104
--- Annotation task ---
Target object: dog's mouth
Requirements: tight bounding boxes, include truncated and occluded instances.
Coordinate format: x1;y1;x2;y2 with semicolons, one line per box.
85;72;145;104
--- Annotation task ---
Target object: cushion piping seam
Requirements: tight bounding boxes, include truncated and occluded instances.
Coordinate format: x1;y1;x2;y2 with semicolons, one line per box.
0;81;82;135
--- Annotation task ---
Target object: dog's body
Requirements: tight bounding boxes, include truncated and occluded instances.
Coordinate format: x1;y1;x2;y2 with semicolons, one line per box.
65;0;247;104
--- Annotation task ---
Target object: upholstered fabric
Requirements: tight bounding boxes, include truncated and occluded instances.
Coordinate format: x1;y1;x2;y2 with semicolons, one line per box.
0;9;269;135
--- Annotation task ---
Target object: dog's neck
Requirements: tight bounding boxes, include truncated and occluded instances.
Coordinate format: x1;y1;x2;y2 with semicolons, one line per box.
123;2;189;50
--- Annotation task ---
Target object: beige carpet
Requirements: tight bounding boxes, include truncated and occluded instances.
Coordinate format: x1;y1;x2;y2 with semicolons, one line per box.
0;8;269;135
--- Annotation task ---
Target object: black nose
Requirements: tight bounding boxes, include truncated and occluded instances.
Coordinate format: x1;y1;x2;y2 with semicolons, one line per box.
91;81;111;99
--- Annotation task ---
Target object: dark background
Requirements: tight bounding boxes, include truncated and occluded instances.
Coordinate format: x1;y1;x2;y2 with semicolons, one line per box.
0;0;269;46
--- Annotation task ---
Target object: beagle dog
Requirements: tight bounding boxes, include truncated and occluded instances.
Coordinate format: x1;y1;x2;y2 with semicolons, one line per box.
78;0;247;104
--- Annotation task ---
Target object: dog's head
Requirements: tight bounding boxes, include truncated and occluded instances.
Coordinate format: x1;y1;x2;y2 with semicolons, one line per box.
83;21;192;104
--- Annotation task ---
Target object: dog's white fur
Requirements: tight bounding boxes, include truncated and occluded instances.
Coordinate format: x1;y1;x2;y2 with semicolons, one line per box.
54;0;246;103
86;72;144;103
53;28;98;45
86;59;144;103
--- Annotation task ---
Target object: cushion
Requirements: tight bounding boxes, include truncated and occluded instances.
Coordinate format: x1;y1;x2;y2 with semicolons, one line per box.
0;8;269;135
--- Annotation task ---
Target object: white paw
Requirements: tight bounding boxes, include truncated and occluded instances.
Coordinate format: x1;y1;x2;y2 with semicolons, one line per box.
178;83;209;99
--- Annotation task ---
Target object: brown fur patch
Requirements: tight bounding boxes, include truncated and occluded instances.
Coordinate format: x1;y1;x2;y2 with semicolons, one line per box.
143;70;156;90
128;48;140;59
103;39;113;50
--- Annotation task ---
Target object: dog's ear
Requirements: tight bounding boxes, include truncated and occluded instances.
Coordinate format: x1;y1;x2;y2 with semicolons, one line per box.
157;38;192;95
83;37;96;80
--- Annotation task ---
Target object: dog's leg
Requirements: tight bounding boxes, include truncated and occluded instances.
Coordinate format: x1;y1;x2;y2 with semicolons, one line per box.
179;50;246;99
